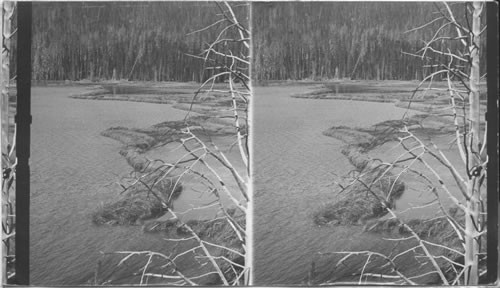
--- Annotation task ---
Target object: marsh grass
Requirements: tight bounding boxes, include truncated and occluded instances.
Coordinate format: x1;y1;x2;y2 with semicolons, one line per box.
92;178;182;226
313;167;404;226
316;114;454;227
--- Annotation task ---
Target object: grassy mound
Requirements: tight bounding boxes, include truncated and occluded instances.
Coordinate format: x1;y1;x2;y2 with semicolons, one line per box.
324;113;458;152
313;167;404;226
316;112;460;227
102;126;181;151
317;120;414;226
323;126;374;147
118;149;151;172
324;116;434;152
92;179;182;226
102;115;243;154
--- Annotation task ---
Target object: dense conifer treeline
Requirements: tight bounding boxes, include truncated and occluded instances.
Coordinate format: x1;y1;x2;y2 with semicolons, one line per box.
252;2;486;81
29;2;248;82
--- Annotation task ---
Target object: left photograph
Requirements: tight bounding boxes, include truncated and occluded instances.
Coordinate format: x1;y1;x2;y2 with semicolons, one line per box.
2;1;249;285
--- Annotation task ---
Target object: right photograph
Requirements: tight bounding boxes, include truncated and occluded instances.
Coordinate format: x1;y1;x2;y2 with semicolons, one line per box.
252;1;490;285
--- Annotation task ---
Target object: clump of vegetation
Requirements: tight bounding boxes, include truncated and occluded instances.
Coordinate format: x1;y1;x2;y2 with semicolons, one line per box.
102;115;244;155
316;121;411;227
313;168;404;226
323;126;375;148
118;149;151;172
101;126;181;152
324;115;441;152
316;112;461;228
92;179;182;226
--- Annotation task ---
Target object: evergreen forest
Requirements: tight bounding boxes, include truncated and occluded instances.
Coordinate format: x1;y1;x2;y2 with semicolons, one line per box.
10;2;488;82
252;2;487;81
27;2;248;82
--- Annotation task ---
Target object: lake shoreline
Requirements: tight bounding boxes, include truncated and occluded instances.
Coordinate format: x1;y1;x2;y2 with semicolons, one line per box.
290;80;487;109
68;83;245;285
250;81;482;284
295;80;485;284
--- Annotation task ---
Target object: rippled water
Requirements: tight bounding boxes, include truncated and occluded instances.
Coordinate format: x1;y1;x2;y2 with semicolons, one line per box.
29;84;452;285
253;85;417;284
31;86;189;284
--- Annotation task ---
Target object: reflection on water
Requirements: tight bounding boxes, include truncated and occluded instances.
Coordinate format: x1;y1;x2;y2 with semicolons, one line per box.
101;84;192;95
103;85;164;95
253;85;416;284
324;82;410;95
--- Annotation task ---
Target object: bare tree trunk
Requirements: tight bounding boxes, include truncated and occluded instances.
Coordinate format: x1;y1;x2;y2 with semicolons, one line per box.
127;51;141;81
0;3;6;284
350;53;362;80
322;2;488;285
1;2;12;159
464;2;483;285
1;1;15;284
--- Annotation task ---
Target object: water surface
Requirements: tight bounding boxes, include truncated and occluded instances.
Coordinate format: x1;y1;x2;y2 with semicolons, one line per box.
31;86;190;284
253;85;417;284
